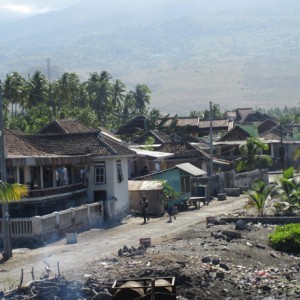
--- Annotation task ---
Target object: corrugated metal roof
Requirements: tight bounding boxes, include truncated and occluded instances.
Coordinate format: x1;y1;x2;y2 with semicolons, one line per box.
128;180;164;191
130;148;174;159
175;163;207;176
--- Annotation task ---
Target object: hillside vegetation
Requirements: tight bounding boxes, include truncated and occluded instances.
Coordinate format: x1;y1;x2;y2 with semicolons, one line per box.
1;0;300;114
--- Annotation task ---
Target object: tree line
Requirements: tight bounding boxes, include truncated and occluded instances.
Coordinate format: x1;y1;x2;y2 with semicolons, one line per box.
1;70;153;133
2;70;299;135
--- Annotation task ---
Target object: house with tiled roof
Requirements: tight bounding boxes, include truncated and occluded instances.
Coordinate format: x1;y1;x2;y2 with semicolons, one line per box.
155;141;231;174
198;119;233;137
214;119;299;171
235;108;254;123
37;119;92;134
225;108;269;125
258;119;279;135
3;122;135;220
240;111;268;125
158;117;200;138
220;125;257;142
116;115;147;137
131;129;173;145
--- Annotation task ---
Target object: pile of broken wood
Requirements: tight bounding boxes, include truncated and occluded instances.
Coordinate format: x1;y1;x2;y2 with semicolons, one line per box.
1;262;113;299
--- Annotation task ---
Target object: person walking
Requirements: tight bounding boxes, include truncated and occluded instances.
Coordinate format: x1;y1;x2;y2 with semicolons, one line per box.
166;197;176;223
140;196;149;224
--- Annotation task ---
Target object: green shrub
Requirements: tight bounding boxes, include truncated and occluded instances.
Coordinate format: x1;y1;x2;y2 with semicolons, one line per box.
269;223;300;254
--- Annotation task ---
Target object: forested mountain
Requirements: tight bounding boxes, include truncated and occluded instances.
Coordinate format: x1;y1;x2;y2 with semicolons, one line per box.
1;0;300;114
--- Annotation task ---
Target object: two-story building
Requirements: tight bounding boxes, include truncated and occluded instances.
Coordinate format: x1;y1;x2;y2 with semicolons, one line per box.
2;120;135;220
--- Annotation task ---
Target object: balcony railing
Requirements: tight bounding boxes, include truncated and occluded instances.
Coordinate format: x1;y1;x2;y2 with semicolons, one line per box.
28;182;86;199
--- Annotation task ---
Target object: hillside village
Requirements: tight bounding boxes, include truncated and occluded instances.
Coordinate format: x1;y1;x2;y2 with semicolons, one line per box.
1;105;300;299
2;1;300;298
0;106;300;248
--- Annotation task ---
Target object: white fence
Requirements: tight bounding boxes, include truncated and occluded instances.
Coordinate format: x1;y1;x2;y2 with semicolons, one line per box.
0;200;115;245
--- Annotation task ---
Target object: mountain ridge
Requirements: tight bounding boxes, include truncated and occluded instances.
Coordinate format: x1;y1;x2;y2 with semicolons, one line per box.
1;0;300;114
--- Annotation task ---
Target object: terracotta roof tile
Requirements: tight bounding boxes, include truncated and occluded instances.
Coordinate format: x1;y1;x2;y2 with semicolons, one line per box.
161;117;199;127
23;132;134;156
4;129;48;157
198;119;229;129
37;119;92;134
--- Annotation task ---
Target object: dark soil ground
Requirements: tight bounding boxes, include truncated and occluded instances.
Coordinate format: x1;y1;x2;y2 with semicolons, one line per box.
2;200;300;299
77;217;300;299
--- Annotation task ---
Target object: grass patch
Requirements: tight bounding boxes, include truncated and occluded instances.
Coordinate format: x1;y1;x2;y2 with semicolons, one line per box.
269;223;300;254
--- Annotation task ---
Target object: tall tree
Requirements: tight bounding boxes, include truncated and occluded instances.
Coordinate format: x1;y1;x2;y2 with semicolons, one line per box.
111;79;125;110
55;72;81;108
3;72;27;117
121;91;136;125
27;71;49;109
133;84;151;115
203;104;223;119
86;71;112;126
110;79;126;129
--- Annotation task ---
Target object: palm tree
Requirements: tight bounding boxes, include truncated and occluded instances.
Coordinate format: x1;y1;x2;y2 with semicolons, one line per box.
86;71;112;126
273;167;300;214
56;72;81;108
133;84;151;115
1;181;28;259
245;179;274;216
235;136;272;172
111;79;125;109
27;71;49;109
110;79;126;128
3;72;27;117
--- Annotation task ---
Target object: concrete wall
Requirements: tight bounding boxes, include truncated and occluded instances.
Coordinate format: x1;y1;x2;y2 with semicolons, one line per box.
0;201;106;247
224;169;268;189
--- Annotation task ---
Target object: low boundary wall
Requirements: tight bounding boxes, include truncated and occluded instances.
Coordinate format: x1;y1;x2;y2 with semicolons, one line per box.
0;201;109;247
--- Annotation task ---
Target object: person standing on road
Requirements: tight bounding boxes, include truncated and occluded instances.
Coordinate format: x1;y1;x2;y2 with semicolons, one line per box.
140;196;149;224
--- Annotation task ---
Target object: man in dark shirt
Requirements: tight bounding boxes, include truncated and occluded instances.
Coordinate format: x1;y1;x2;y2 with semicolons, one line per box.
140;196;149;224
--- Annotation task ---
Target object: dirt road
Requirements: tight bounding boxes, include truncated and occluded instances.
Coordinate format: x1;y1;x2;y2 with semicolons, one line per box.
0;195;248;291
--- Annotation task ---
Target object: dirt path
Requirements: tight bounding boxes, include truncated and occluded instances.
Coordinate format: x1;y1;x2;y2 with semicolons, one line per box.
0;195;248;291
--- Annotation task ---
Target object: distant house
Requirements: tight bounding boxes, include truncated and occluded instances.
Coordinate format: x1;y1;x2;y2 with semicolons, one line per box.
129;147;174;177
117;115;147;138
37;119;92;134
197;119;233;137
159;117;200;138
215;118;299;171
2;120;135;220
136;163;207;205
131;129;173;145
225;108;269;125
156;141;209;171
258;119;279;135
220;125;257;142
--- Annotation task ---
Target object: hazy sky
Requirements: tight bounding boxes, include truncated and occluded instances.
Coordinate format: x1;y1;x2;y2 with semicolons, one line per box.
0;0;82;19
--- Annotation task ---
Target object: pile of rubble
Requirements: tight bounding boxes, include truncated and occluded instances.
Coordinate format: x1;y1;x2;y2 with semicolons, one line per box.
2;216;300;299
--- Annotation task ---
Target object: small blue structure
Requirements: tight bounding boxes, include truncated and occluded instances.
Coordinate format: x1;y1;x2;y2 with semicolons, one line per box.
135;163;207;208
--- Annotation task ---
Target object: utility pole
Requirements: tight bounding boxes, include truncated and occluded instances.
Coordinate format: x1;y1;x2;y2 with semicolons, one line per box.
209;101;214;176
47;58;51;81
0;81;12;259
279;124;285;170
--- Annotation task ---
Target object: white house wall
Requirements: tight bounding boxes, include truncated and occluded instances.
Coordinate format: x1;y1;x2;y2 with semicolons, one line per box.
87;157;129;219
